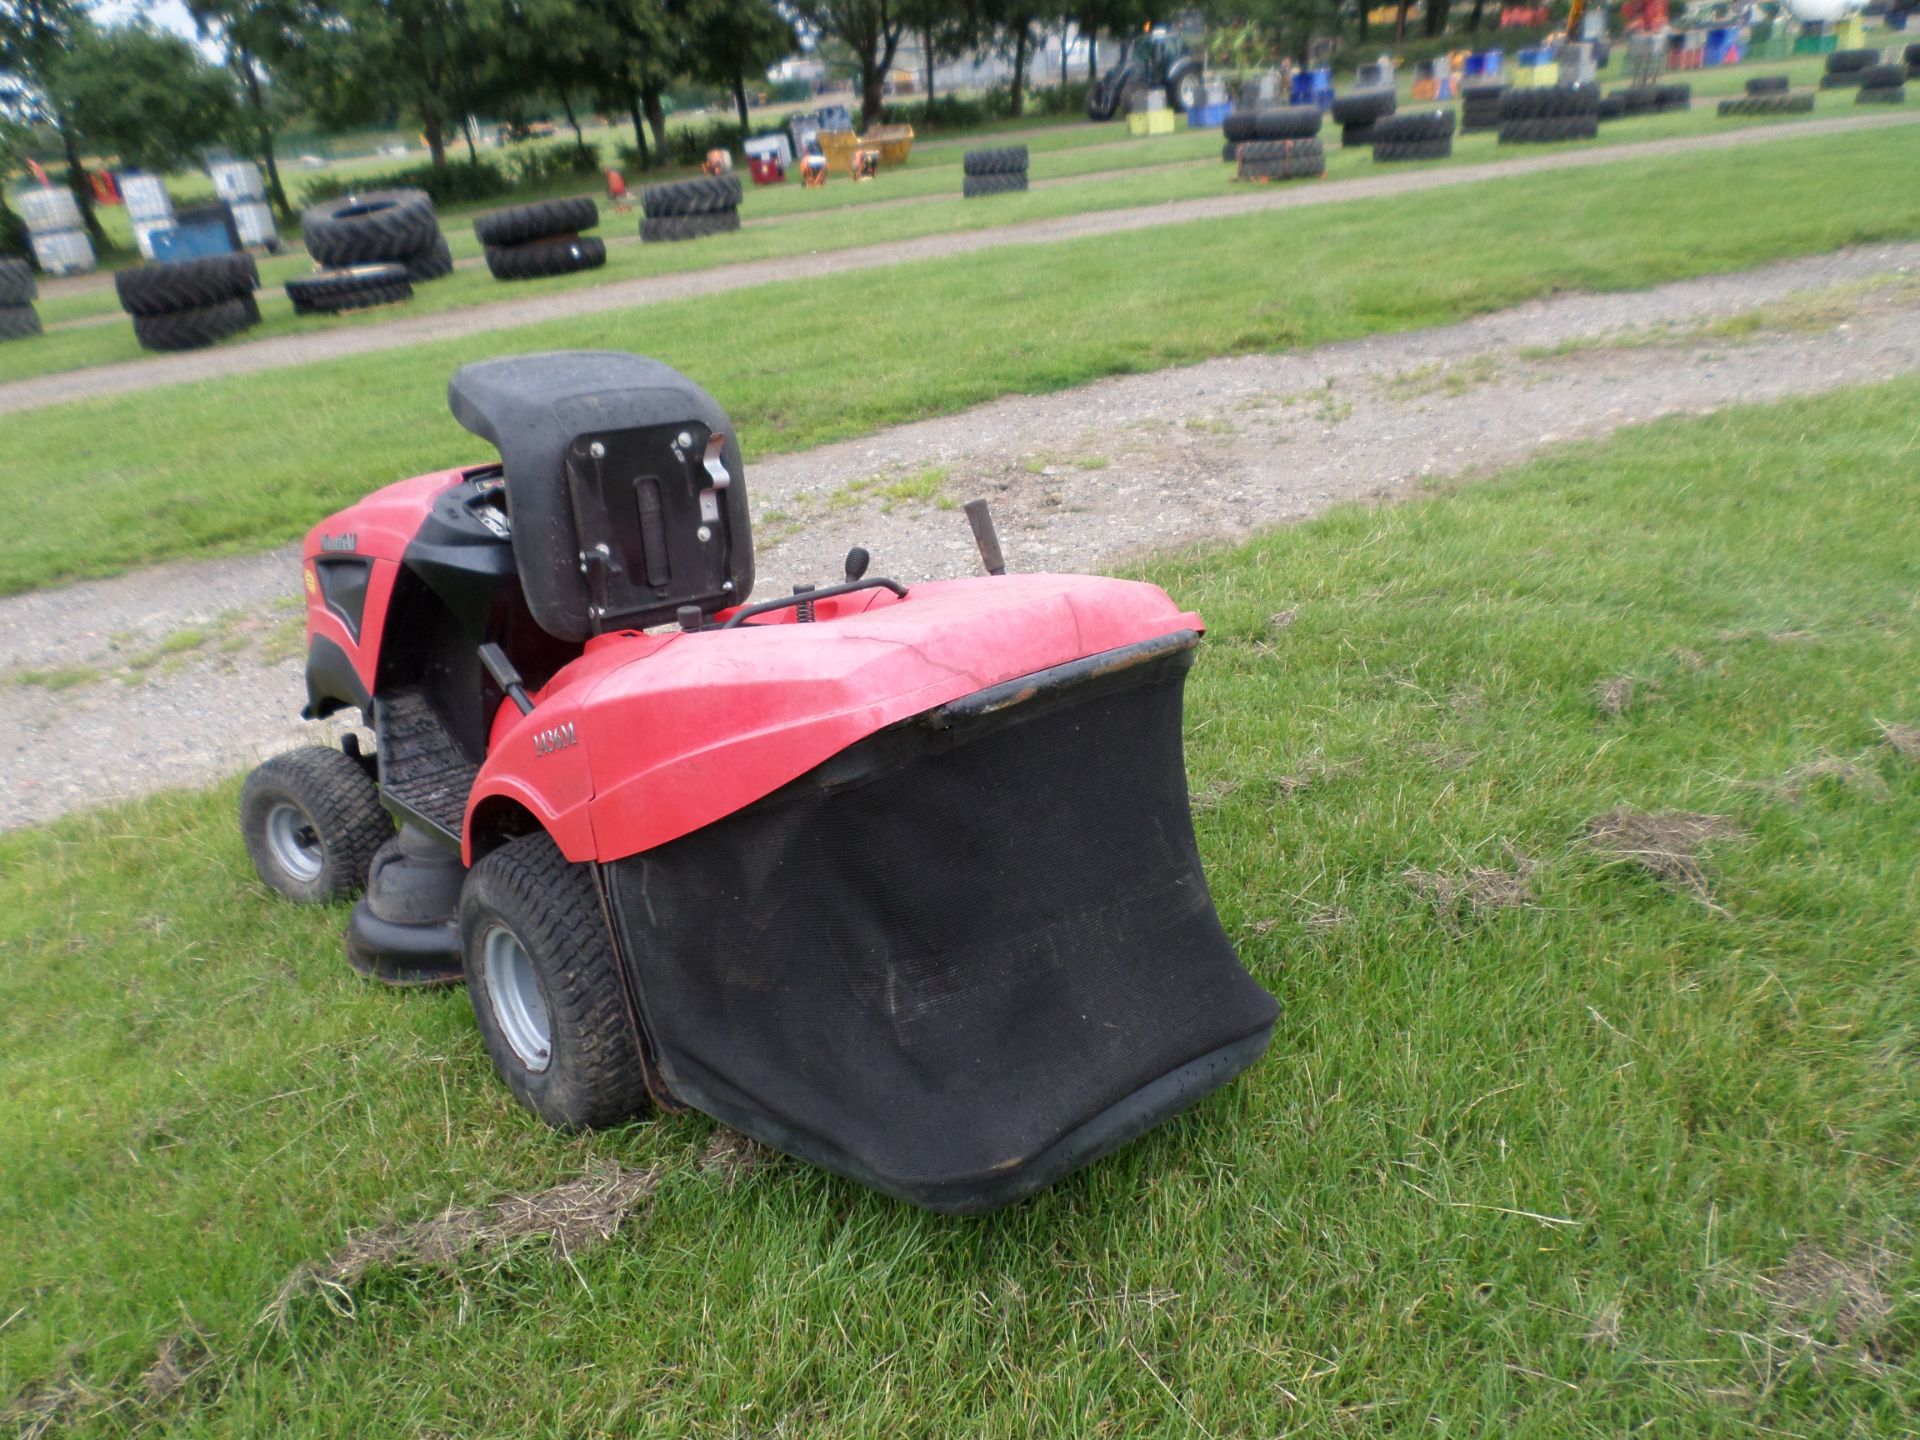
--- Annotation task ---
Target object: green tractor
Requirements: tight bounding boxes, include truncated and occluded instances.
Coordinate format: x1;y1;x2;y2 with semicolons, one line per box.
1087;29;1207;120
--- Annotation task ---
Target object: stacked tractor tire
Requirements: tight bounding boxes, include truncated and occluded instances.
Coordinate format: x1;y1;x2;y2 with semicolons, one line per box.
1609;83;1691;118
1718;74;1813;116
1221;107;1324;181
1330;89;1396;148
293;189;451;315
0;258;39;342
1819;48;1880;90
1852;57;1907;105
476;198;606;276
114;253;261;351
1500;83;1602;143
1371;109;1455;162
640;176;742;240
1460;81;1506;132
963;147;1029;198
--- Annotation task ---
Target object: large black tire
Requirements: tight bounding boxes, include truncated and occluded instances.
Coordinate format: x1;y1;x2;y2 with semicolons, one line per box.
1819;71;1865;90
962;145;1030;176
131;296;258;351
1596;92;1627;120
286;264;414;315
302;189;439;268
1502;84;1601;120
1221;105;1322;142
1906;42;1920;70
1371;110;1456;144
240;747;389;904
484;235;607;280
114;253;257;317
1461;97;1504;132
639;175;742;219
459;831;651;1130
1746;74;1791;95
1653;82;1691;112
1330;89;1396;125
404;234;455;282
1087;75;1122;120
473;196;599;248
1614;86;1658;115
1461;81;1506;103
1234;138;1326;180
962;172;1030;198
1373;136;1453;162
1168;63;1205;113
1857;84;1907;103
1826;47;1878;73
1857;64;1907;89
0;304;41;341
0;258;35;306
1498;115;1600;144
1340;121;1379;148
640;210;742;242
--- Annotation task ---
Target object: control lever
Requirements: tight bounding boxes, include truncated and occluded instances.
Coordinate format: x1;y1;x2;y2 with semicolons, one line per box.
478;643;534;715
844;546;871;583
964;499;1008;576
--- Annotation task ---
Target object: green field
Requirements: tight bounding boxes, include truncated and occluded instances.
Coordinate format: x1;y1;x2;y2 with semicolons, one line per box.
4;122;1920;596
5;379;1917;1436
7;66;1899;384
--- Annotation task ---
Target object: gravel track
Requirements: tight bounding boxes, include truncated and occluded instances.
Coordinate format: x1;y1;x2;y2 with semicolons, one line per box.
7;109;1916;418
5;243;1918;830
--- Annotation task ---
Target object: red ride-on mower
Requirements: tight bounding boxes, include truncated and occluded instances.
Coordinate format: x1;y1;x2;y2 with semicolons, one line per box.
240;352;1276;1213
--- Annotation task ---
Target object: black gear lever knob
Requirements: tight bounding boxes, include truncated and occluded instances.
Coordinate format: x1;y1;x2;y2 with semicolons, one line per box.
844;546;871;583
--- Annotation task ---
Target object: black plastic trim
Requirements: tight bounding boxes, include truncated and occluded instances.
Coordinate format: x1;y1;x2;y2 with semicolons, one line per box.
302;634;371;720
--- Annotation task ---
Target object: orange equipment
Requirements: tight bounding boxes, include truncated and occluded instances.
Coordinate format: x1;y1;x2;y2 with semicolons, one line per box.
605;169;632;212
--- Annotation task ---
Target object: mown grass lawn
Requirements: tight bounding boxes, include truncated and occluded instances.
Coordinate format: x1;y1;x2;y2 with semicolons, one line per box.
3;378;1916;1436
13;79;1901;357
5;122;1920;596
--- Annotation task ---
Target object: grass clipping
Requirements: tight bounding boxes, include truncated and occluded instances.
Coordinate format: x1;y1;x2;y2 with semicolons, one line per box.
263;1162;661;1326
1585;808;1746;907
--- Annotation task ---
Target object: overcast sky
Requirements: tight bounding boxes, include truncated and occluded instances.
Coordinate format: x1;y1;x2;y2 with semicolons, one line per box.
97;0;216;50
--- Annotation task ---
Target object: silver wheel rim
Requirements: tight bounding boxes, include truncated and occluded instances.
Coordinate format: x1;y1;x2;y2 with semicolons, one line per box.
482;923;552;1072
264;801;324;884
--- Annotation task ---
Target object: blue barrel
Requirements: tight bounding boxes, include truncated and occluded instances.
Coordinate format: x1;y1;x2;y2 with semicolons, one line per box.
1465;49;1503;78
1703;27;1734;65
1289;67;1334;107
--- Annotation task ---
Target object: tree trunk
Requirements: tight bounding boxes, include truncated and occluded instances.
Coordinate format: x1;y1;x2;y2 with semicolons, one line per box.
637;90;660;166
462;111;478;164
642;85;669;160
1396;0;1412;42
422;110;448;168
861;63;886;127
922;24;936;102
57;120;107;249
562;92;590;162
1425;0;1448;36
1469;0;1486;30
236;53;293;221
733;65;750;129
1010;25;1029;117
1358;4;1371;45
1087;29;1097;81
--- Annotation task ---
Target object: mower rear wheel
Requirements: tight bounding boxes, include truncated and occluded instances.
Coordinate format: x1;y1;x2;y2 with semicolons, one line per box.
459;832;651;1130
240;747;389;903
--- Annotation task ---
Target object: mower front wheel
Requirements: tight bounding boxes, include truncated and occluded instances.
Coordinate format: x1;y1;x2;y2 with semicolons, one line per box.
240;747;389;903
459;833;651;1130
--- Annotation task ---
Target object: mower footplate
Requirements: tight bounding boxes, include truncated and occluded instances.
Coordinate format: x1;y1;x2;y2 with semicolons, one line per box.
602;633;1277;1213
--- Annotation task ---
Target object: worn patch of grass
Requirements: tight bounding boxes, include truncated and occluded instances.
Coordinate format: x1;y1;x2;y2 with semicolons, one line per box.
5;125;1920;595
4;377;1918;1436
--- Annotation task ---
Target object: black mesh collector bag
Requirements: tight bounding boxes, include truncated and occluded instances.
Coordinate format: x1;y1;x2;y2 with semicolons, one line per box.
605;634;1278;1213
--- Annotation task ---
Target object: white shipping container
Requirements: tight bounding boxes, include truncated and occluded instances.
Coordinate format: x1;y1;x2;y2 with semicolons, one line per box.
231;200;278;249
121;173;174;222
17;186;83;235
30;227;96;276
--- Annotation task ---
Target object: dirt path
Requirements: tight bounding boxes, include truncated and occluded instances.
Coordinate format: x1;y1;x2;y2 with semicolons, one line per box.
6;242;1918;830
8;110;1916;418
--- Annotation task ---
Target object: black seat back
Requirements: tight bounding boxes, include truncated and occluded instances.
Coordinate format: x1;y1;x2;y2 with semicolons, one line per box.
448;351;754;641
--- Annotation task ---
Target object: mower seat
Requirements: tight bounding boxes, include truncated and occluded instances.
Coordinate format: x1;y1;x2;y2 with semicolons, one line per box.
448;351;754;642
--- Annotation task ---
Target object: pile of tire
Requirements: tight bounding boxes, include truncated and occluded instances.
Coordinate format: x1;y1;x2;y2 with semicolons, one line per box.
115;253;260;351
1499;84;1601;143
293;189;450;315
641;175;742;240
1745;75;1791;96
1907;42;1920;74
1610;82;1690;117
1854;62;1907;105
0;258;40;342
1718;90;1814;116
1819;48;1879;88
1220;105;1321;162
476;198;606;278
1460;81;1506;132
1597;92;1627;121
1371;109;1455;162
963;147;1029;198
1234;138;1326;182
1330;88;1396;148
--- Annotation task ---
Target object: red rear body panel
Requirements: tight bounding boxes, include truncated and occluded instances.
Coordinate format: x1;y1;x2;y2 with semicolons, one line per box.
469;574;1202;864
